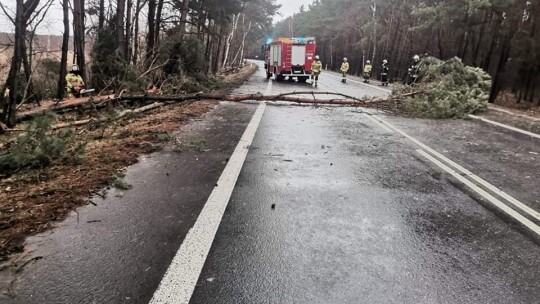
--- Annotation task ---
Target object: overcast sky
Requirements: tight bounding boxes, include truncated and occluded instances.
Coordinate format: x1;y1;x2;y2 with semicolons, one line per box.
0;0;315;35
275;0;315;22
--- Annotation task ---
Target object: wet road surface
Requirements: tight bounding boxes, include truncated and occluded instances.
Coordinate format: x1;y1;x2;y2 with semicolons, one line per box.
189;63;540;303
1;61;539;303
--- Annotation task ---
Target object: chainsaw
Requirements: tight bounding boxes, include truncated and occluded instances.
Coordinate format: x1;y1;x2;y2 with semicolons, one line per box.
80;88;95;94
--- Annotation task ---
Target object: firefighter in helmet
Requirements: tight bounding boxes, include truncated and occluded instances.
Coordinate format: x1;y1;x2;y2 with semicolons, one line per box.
311;55;322;87
66;64;85;98
363;60;372;83
380;59;389;86
340;57;350;83
407;55;421;85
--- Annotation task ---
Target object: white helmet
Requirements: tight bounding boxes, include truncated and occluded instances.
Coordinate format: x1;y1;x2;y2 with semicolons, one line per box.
366;60;370;64
71;64;79;72
383;59;388;64
315;55;320;60
343;57;347;61
413;55;420;61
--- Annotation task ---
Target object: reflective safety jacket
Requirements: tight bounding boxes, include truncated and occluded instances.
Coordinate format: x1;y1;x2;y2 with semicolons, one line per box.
364;64;372;74
311;60;323;74
66;72;84;89
340;61;349;73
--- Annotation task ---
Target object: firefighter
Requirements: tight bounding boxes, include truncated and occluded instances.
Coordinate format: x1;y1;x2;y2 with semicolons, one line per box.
407;55;421;85
380;59;389;86
311;55;322;87
66;64;85;98
363;60;372;83
340;57;350;83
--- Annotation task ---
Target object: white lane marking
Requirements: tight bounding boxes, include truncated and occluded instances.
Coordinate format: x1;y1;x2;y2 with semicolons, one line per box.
370;115;540;223
363;113;393;133
149;103;266;304
417;149;540;236
469;114;540;140
323;72;392;93
265;78;273;95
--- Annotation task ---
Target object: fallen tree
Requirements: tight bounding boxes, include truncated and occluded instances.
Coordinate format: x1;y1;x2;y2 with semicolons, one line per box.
12;90;414;127
47;91;422;129
395;56;491;118
17;95;116;121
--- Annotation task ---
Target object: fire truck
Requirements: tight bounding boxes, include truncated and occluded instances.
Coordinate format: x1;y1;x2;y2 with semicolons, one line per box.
264;37;316;83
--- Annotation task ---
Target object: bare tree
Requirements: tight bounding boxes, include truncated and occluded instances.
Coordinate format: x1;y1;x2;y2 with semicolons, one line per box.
0;0;40;127
73;0;86;80
57;0;70;99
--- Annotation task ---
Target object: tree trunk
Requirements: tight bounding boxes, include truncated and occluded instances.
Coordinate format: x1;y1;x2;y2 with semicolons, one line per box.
133;0;142;65
154;0;164;48
125;0;132;61
489;34;511;103
473;11;489;66
232;15;251;65
371;2;377;64
73;0;86;81
179;0;191;37
146;0;156;66
57;0;69;99
117;0;126;58
98;0;105;29
2;0;24;127
222;14;239;68
482;12;503;72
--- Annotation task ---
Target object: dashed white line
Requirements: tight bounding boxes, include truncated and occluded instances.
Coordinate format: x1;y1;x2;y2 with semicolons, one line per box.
468;114;540;140
417;149;540;236
149;103;266;304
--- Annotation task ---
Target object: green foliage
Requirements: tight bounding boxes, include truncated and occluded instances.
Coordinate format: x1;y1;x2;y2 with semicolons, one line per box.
39;58;61;75
0;112;86;175
163;36;207;76
110;171;132;190
395;57;491;118
91;28;142;92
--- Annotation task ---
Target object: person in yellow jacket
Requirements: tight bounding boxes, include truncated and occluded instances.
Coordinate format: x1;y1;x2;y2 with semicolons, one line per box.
363;60;372;83
311;55;322;87
66;64;85;98
340;57;350;83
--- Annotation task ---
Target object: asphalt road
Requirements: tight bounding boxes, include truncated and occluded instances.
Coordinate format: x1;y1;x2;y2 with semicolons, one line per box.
1;61;539;303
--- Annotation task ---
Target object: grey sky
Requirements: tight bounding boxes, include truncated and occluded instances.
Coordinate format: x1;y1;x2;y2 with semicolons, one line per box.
275;0;315;22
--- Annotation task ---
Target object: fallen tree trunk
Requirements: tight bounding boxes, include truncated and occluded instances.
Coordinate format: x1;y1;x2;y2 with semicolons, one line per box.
117;91;418;106
52;100;182;129
17;95;116;121
19;91;422;129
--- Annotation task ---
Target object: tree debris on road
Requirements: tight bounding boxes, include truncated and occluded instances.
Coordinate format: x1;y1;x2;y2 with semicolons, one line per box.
395;57;492;118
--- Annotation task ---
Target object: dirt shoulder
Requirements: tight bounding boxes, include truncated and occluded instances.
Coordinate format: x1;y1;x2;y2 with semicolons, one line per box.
476;106;540;135
0;64;258;261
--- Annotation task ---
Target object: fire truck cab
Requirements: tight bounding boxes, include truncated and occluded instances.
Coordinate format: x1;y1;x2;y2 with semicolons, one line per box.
264;37;316;83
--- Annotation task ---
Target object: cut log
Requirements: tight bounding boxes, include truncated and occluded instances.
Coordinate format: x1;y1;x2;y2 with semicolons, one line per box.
52;100;183;129
17;95;116;121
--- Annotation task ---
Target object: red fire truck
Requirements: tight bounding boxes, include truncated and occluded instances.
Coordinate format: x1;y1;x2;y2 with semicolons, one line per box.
264;37;316;83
